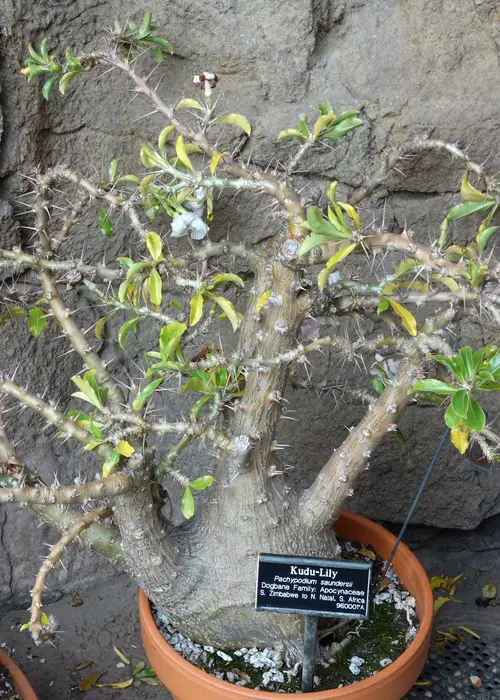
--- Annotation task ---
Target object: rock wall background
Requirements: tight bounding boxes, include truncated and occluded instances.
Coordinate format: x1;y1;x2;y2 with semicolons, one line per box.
0;0;499;606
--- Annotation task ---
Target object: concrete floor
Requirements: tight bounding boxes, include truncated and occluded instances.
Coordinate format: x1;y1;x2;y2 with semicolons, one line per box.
2;516;500;699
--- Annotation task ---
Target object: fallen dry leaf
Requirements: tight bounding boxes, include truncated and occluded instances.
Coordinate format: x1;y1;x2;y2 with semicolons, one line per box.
79;673;103;691
458;625;481;640
482;581;497;599
470;675;482;688
113;645;131;666
97;678;134;689
71;660;93;672
358;547;376;561
71;590;83;607
434;596;452;615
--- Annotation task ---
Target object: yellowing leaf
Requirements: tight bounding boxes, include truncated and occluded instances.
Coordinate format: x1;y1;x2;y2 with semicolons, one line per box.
255;289;271;313
434;276;460;293
451;426;469;455
210;152;226;175
217;113;252;136
176;98;204;111
158;125;175;151
317;267;331;291
482;581;497;599
387;298;417;336
431;576;447;590
460;172;493;203
458;626;481;639
211;295;239;331
113;646;131;665
326;243;357;271
434;596;452;615
277;128;307;141
338;202;360;227
312;113;335;141
97;678;135;689
175;135;194;171
189;291;204;326
358;547;376;560
117;441;135;457
146;231;163;261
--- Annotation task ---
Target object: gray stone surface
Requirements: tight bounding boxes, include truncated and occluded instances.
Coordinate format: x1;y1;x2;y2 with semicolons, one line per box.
0;0;499;604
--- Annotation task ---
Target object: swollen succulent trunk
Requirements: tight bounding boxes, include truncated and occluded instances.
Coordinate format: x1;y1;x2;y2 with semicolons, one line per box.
113;260;341;654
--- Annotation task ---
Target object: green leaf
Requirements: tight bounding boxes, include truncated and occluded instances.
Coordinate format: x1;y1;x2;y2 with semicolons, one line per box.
209;273;245;288
71;375;103;409
464;397;486;431
210;295;239;331
176;98;204;111
306;205;350;238
132;378;164;411
444;404;461;429
451;389;470;418
372;376;385;394
108;158;120;182
413;379;458;394
217;113;251;136
323;116;363;141
189;291;204;326
181;377;208;393
118;317;140;349
477;226;499;254
159;322;187;360
102;449;120;478
144;36;174;55
98;209;113;237
446;200;495;223
387;298;417;336
298;233;335;256
175;135;194;171
181;486;195;519
59;70;81;95
459;347;474;380
190;475;215;490
126;262;151;283
42;75;58;100
28;307;47;337
328;109;361;127
137;11;153;39
149;268;163;307
20;621;32;632
135;667;157;679
377;296;390;314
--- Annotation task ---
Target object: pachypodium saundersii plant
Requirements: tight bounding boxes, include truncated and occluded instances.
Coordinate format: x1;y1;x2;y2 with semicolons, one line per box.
1;13;499;658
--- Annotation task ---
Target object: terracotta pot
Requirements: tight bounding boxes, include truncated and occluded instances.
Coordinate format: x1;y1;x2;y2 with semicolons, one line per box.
0;648;38;700
139;510;433;699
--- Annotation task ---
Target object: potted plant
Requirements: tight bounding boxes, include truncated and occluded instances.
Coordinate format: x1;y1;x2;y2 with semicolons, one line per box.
1;13;499;697
0;648;37;700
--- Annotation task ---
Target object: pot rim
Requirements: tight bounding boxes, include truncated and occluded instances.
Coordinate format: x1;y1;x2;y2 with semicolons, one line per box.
0;648;38;700
139;510;434;697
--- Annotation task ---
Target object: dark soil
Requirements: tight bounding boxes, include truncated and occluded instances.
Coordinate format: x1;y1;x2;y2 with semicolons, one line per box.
0;667;19;699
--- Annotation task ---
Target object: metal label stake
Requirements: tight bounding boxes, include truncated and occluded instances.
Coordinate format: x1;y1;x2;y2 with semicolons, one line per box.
302;615;319;692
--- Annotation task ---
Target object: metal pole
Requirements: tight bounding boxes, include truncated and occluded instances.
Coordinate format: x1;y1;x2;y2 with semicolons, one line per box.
301;615;318;692
382;427;449;578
